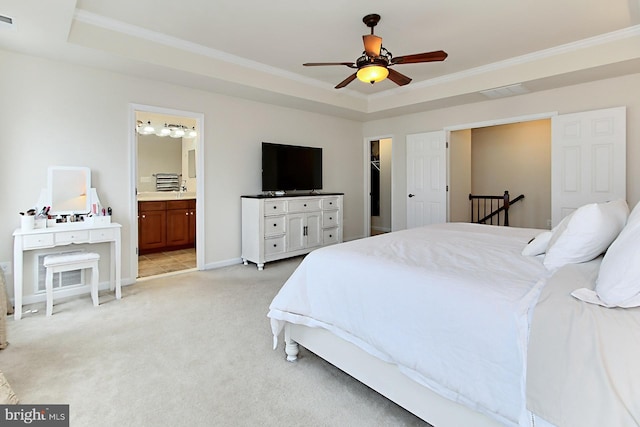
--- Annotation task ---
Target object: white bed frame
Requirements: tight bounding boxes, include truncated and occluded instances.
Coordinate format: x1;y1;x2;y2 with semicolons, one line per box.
284;323;504;427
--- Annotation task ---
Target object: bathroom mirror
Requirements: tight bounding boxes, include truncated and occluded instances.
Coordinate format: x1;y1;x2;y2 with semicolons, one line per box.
188;149;196;178
47;166;91;215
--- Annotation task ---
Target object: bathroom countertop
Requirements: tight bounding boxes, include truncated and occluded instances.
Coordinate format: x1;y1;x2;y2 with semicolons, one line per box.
137;192;196;201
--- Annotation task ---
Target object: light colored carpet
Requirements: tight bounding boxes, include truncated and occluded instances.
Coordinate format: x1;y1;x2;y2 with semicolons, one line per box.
0;257;429;427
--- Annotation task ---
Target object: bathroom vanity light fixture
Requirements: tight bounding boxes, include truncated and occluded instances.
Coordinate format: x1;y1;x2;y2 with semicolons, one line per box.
137;121;155;135
136;121;197;138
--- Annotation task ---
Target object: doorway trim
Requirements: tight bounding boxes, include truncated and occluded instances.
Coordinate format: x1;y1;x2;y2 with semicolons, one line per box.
444;111;558;132
128;103;205;279
363;134;394;238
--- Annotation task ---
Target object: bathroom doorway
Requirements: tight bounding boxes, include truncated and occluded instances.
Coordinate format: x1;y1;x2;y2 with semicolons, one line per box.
129;105;204;279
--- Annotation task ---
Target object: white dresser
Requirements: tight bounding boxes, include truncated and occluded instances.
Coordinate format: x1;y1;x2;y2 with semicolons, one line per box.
241;194;343;270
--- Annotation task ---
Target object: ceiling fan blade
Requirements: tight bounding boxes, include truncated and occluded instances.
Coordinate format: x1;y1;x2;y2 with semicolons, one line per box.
362;34;382;57
387;68;412;86
303;62;356;68
391;50;448;65
335;73;357;89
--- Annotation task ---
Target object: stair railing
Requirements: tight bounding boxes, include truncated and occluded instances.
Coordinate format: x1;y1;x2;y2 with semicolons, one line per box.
469;190;525;226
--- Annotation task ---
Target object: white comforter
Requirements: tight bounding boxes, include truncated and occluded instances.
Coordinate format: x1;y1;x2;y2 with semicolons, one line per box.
527;259;640;426
269;223;550;426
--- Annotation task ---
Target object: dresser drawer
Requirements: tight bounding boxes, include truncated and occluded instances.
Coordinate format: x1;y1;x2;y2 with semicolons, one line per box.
321;197;340;210
323;210;339;228
55;230;90;245
264;200;287;215
323;228;339;245
288;199;321;212
90;228;116;242
264;236;286;255
264;216;285;237
166;200;191;210
138;201;166;211
22;233;54;249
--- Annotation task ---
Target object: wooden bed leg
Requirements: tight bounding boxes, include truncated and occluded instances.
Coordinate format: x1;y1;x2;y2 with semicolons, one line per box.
284;324;299;362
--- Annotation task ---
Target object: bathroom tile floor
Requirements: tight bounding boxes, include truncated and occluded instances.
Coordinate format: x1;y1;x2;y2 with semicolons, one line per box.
138;248;196;278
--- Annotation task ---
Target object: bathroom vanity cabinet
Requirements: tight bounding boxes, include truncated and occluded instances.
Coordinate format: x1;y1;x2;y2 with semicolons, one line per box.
138;199;195;254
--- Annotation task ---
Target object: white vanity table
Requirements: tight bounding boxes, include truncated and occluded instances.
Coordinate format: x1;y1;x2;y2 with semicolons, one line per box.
12;222;122;320
12;165;122;320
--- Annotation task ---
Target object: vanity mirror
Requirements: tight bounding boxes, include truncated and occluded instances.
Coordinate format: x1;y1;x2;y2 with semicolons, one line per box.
47;166;91;215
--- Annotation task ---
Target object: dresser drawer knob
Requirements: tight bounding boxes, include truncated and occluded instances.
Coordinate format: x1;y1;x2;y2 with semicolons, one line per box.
273;243;277;247
273;223;277;227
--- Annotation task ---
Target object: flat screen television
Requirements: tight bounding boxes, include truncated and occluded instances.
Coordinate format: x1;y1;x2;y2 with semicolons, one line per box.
262;142;322;192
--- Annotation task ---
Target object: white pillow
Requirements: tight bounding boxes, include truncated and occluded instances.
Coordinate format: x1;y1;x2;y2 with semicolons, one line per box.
626;200;640;226
572;217;640;307
543;199;629;270
522;231;552;256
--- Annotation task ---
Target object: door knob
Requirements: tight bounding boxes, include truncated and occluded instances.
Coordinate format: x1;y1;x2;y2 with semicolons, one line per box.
408;194;415;198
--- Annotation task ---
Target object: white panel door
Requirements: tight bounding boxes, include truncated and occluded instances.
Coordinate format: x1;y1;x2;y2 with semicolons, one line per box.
406;131;447;229
551;106;626;226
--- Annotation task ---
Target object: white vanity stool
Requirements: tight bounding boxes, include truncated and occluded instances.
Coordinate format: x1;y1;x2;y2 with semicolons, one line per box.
43;252;100;317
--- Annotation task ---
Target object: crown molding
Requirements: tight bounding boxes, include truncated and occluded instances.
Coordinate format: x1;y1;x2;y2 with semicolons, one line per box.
73;9;368;100
73;9;638;108
370;25;640;100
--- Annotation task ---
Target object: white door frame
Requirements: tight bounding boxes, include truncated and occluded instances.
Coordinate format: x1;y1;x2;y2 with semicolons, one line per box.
128;103;205;278
444;112;558;132
363;134;394;238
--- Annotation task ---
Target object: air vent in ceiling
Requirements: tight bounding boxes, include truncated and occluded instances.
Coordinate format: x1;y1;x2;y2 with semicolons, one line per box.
480;83;529;99
0;14;16;31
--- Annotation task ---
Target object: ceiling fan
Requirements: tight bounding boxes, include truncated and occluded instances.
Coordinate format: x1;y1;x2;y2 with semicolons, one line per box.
303;14;448;89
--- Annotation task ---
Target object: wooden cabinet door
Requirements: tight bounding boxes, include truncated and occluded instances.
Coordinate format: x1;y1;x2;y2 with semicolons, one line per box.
188;200;196;245
166;208;190;247
139;210;166;253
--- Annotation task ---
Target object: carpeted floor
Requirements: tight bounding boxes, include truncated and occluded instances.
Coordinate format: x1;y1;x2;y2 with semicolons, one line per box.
0;257;429;427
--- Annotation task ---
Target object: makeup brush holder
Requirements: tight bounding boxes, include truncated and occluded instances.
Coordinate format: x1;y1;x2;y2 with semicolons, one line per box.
21;215;35;231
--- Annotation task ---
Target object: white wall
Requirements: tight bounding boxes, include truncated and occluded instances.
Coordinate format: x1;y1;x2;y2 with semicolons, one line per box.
0;49;364;300
364;73;640;230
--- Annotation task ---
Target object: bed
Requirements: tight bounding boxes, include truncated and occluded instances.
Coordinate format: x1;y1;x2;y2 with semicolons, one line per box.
268;199;640;427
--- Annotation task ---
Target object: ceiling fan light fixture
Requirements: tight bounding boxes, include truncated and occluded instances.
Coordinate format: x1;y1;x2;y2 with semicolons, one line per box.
356;65;389;84
302;13;447;89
